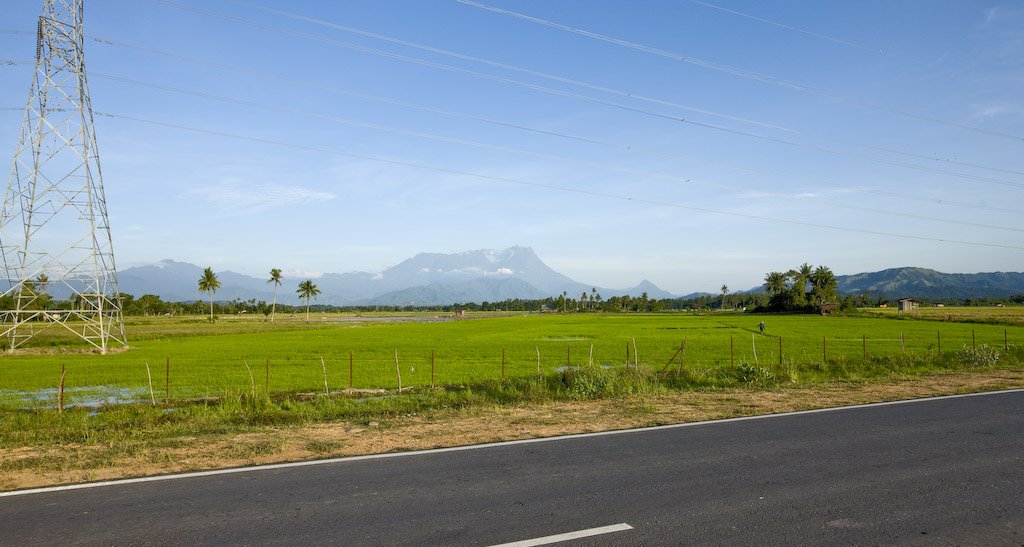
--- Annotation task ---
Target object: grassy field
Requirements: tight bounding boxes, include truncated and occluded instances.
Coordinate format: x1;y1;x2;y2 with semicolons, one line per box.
1;310;1021;407
2;309;1022;489
863;305;1024;325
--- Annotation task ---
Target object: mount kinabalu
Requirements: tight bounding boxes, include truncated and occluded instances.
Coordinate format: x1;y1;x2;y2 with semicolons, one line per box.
116;246;675;306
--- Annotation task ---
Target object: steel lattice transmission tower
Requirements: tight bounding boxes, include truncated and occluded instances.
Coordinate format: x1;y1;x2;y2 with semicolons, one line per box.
1;0;126;353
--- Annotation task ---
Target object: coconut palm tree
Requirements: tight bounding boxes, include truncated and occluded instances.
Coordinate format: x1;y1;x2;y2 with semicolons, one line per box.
197;267;221;321
35;273;50;309
763;271;787;296
720;284;729;310
296;279;320;322
788;263;813;307
811;265;837;310
267;268;282;322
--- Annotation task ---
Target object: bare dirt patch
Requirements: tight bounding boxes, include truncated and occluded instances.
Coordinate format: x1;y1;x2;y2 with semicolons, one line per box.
2;370;1021;491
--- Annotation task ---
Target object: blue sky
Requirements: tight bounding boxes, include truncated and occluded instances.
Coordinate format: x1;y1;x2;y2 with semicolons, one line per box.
2;0;1022;294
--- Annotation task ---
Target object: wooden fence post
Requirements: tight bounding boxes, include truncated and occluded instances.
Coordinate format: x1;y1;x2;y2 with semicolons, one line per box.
57;364;66;413
937;331;941;353
1005;329;1009;351
536;346;541;378
146;362;156;405
394;349;402;391
244;361;256;398
320;356;329;395
166;357;171;405
751;333;758;365
678;337;687;375
567;346;571;368
972;330;976;350
779;336;782;366
900;332;905;354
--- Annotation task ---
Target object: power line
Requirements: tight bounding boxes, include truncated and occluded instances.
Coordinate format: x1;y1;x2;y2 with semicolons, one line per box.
92;72;1024;235
137;2;1024;189
4;38;1022;216
92;111;1024;251
225;3;1024;179
79;37;1023;216
456;0;1024;143
686;1;903;59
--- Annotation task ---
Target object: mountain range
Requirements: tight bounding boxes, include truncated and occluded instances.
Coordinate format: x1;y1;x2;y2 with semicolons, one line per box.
116;246;673;306
114;247;1024;306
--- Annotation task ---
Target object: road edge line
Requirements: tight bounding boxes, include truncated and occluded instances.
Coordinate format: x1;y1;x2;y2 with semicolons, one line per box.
2;387;1021;498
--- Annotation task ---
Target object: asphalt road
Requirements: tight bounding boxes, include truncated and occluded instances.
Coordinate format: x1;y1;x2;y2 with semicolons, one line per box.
2;390;1022;545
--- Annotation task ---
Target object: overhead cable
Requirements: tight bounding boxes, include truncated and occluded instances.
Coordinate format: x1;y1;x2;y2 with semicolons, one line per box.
93;111;1024;252
93;72;1024;234
456;0;1024;143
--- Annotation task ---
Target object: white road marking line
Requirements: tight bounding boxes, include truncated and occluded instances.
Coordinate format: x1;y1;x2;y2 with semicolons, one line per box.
1;388;1020;498
489;523;633;546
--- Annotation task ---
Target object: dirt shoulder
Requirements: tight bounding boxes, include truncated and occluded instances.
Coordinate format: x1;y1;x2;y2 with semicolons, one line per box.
3;369;1022;491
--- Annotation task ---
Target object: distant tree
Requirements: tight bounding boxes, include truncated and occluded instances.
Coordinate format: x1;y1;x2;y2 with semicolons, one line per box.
763;271;789;310
297;279;320;322
811;265;837;310
33;273;51;309
720;284;729;310
267;268;283;322
788;263;813;308
763;272;786;296
137;294;166;316
198;267;221;320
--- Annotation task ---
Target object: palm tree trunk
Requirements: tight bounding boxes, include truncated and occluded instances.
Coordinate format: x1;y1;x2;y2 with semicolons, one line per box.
209;294;214;320
305;298;310;323
271;285;278;322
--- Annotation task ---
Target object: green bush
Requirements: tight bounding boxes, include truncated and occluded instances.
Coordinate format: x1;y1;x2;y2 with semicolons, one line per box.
559;365;658;399
734;363;777;386
954;344;1001;367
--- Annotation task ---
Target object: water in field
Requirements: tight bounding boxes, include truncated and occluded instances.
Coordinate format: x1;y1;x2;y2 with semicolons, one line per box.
329;316;453;323
0;385;147;409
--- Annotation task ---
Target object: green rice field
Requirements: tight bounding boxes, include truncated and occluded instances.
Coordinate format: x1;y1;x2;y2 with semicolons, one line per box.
1;310;1022;408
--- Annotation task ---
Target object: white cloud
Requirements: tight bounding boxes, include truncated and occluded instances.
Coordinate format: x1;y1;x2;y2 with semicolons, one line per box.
969;101;1024;119
981;6;1023;26
190;179;335;215
281;269;323;279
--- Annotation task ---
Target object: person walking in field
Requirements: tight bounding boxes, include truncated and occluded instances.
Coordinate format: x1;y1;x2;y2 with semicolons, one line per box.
759;321;765;334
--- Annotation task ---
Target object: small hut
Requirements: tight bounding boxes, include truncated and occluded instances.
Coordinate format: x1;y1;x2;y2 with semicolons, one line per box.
897;298;919;313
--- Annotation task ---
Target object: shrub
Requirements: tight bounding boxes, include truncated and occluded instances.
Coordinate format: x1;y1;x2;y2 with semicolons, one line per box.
559;366;658;399
734;362;776;386
954;344;1000;368
561;366;615;399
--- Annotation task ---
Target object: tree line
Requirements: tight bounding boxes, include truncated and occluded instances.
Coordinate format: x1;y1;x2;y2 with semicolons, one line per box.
761;263;838;313
5;263;1023;318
